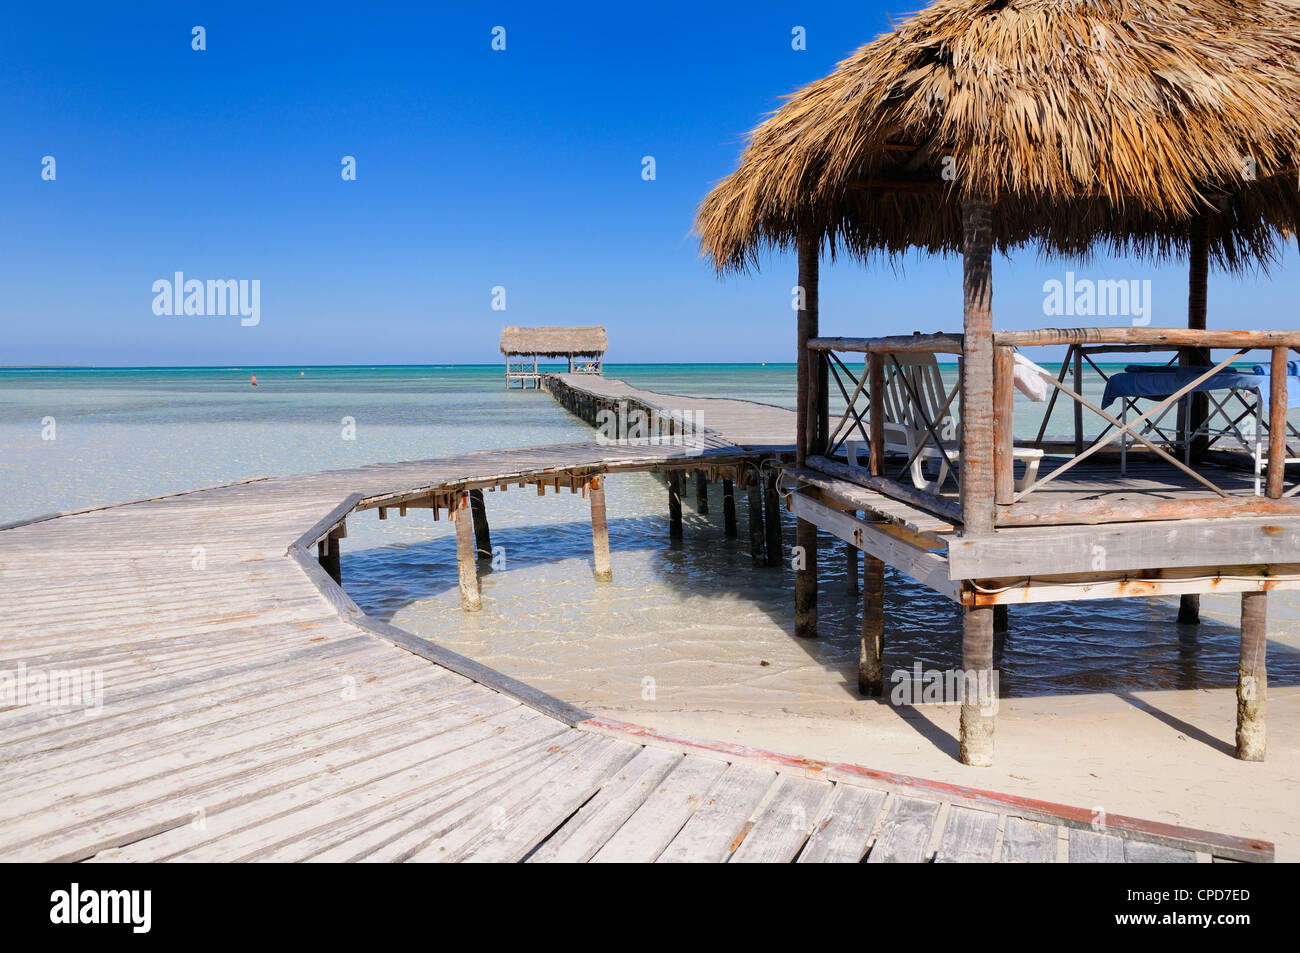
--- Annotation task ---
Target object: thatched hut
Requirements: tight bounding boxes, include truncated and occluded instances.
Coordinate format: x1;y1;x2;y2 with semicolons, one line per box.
500;326;607;388
696;0;1300;765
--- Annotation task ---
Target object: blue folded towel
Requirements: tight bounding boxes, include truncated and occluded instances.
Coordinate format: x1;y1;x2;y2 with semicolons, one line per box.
1252;360;1300;377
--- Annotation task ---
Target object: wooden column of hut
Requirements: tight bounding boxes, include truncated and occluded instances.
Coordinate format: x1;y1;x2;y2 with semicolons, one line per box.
695;0;1300;766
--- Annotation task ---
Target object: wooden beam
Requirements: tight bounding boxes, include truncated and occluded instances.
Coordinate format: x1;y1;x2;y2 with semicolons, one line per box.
764;469;783;567
960;605;995;767
808;333;964;355
454;495;481;611
993;346;1015;506
1237;590;1267;761
806;455;963;525
996;493;1300;528
788;492;958;600
860;554;885;696
945;514;1300;580
966;564;1300;606
1268;346;1288;499
667;470;683;540
469;488;491;560
589;476;612;582
695;472;709;514
747;482;766;566
995;327;1300;349
961;198;996;536
722;479;737;537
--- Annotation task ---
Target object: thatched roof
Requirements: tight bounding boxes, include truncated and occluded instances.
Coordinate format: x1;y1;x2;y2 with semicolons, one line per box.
697;0;1300;273
499;326;608;356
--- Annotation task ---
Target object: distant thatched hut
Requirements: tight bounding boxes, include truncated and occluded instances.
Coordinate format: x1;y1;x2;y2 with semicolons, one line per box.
500;326;608;388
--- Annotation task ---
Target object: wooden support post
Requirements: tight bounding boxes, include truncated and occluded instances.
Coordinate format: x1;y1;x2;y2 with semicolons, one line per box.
589;477;612;581
960;604;995;766
960;198;996;536
1237;590;1267;761
1178;593;1201;625
859;554;884;695
795;514;818;639
1185;215;1210;462
846;545;859;597
1268;345;1287;499
763;469;782;567
868;353;884;476
317;536;341;585
722;479;737;537
454;496;481;611
469;488;491;561
796;232;819;466
960;198;997;766
695;473;709;514
747;482;765;566
993;346;1015;507
667;470;683;540
1073;346;1084;456
993;604;1008;634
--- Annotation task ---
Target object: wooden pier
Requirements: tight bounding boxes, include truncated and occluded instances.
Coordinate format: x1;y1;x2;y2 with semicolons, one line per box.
0;377;1273;862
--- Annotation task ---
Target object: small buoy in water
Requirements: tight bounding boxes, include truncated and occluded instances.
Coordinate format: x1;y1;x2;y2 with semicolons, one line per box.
251;375;258;387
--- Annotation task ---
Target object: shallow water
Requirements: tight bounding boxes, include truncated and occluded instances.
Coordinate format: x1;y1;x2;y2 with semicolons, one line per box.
4;364;1297;720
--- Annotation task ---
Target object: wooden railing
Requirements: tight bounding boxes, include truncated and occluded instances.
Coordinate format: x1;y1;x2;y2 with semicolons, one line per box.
807;328;1300;527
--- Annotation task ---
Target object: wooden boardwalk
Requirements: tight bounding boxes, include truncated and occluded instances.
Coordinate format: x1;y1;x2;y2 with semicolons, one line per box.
0;393;1272;862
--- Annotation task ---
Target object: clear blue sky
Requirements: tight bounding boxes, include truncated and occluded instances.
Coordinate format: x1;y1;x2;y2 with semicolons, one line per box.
2;1;1296;366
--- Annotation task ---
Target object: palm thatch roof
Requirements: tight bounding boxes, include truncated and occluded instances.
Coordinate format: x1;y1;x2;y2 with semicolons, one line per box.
696;0;1300;273
499;326;608;356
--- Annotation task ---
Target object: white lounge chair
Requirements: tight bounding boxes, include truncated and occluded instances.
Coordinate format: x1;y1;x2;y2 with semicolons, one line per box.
847;352;1044;494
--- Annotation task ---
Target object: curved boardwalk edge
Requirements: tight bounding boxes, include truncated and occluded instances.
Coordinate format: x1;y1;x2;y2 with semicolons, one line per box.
0;438;1275;862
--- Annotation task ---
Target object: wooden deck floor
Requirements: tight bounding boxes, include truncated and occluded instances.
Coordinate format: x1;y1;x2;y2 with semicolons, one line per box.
0;423;1271;861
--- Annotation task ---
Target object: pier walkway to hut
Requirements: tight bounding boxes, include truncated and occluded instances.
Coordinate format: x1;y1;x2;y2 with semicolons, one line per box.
0;386;1272;861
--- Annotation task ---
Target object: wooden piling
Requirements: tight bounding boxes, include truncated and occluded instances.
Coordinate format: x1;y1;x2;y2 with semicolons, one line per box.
1178;594;1201;625
668;470;683;540
317;536;341;585
1268;345;1287;499
747;483;765;566
454;496;482;611
960;604;995;767
763;470;782;567
1185;215;1210;462
589;477;612;582
959;199;997;765
993;346;1015;507
1237;590;1267;761
795;515;818;639
993;604;1008;634
846;546;859;597
469;488;491;561
859;554;884;696
722;479;737;537
695;473;709;514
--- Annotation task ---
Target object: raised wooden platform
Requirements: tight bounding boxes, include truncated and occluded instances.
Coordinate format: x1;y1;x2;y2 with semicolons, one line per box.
0;437;1271;861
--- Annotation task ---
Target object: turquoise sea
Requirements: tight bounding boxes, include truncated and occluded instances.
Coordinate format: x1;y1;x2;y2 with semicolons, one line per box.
2;363;1296;714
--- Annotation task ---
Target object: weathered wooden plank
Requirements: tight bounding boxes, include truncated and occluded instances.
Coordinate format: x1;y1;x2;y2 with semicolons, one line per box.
657;764;776;863
1068;828;1127;863
797;784;887;863
730;774;831;863
527;747;681;863
589;756;728;863
934;806;1000;863
1124;839;1197;863
999;817;1059;863
866;795;941;863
